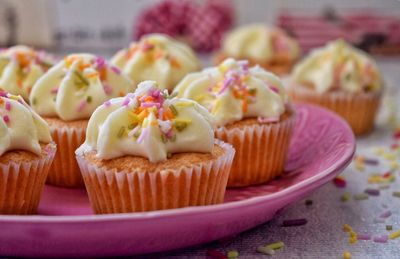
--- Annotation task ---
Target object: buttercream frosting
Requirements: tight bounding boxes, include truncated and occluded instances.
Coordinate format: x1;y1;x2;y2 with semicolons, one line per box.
30;54;133;121
76;80;214;163
173;58;288;127
0;92;51;156
111;34;201;91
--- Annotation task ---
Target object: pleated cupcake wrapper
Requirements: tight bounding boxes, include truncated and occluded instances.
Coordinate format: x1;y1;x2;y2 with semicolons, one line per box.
76;140;235;214
48;126;86;187
0;145;56;214
215;115;296;187
288;85;382;135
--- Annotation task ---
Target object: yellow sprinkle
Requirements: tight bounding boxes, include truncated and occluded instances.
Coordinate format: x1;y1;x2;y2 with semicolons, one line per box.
390;161;399;170
7;94;20;101
382;152;396;161
374;147;386;156
343;224;352;232
343;251;352;259
218;64;228;74
355;160;365;171
211;99;221;115
174;101;194;107
389;230;400;240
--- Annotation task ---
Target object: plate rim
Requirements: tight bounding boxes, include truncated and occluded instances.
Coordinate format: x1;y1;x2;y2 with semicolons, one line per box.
0;103;356;223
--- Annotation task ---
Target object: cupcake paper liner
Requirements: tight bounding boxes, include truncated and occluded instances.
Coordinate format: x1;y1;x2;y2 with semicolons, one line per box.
0;145;56;214
288;85;381;135
47;126;86;187
76;140;235;214
215;115;296;187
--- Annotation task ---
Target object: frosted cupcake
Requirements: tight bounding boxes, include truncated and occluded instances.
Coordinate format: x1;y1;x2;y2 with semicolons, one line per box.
289;39;383;135
215;24;301;76
0;45;55;101
174;58;295;187
0;92;56;214
76;81;234;213
30;54;133;187
111;33;201;91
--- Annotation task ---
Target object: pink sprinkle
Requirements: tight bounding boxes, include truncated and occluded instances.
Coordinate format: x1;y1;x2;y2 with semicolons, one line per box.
137;127;149;144
3;115;10;123
270;85;279;93
379;210;392;219
51;87;59;94
258;116;279;124
128;126;140;138
365;188;380;196
218;77;233;94
373;235;388;243
103;100;111;107
111;66;121;75
122;97;130;107
95;56;106;69
103;84;113;95
0;91;7;97
5;101;11;111
141;102;160;108
158;107;164;120
165;129;174;138
357;234;371;240
77;100;87;112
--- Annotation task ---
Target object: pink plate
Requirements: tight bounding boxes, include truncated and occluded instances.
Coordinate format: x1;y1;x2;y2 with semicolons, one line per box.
0;104;355;258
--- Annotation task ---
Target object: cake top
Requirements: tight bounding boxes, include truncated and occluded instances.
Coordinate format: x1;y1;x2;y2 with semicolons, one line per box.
111;34;201;91
77;81;214;163
173;58;288;127
0;45;55;101
222;24;300;63
30;53;133;121
0;91;51;156
291;39;383;93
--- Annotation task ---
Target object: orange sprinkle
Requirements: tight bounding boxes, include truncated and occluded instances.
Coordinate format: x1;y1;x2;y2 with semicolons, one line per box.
170;57;181;68
79;63;91;71
144;96;154;102
150;120;158;126
163;108;174;120
99;68;107;81
119;91;125;97
126;45;139;59
17;79;23;88
242;100;248;113
86;72;99;78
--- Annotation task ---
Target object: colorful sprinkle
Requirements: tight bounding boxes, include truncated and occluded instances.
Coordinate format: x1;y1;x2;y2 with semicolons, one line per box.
266;241;284;250
389;230;400;240
379;210;392;219
333;176;346;188
226;250;239;259
282;218;307;227
256;246;275;255
111;66;121;75
357;233;371;240
343;251;352;259
341;192;350;202
5;101;11;111
372;234;388;243
206;249;227;259
364;188;380;196
386;225;393;231
393;191;400;198
3;115;10;124
354;193;369;201
76;99;87;112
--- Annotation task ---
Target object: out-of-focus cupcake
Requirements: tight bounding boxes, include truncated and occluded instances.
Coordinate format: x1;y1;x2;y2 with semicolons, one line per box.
30;54;133;187
174;58;295;187
215;24;301;76
0;92;56;214
288;39;383;135
111;33;201;92
0;45;55;101
76;81;234;213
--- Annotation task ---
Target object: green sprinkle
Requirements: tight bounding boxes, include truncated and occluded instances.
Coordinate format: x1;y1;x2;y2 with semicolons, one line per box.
32;98;37;105
168;92;178;99
74;71;89;86
174;121;188;132
341;192;350;202
248;88;257;95
86;96;92;103
379;185;391;190
386;225;393;231
133;128;141;138
127;123;137;130
393;191;400;198
266;241;284;250
117;126;125;138
256;246;275;255
227;250;239;258
354;193;369;201
160;134;167;143
169;104;178;115
167;152;172;158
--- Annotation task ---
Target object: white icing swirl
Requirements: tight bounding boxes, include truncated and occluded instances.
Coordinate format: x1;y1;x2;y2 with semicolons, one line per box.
111;34;201;91
30;54;133;121
292;39;383;93
77;81;214;163
0;92;51;156
173;58;288;127
222;24;300;62
0;45;55;101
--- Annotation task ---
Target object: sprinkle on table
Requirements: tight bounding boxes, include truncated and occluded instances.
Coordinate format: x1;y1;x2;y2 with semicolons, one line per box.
392;191;400;198
206;249;227;259
372;234;388;243
256;245;275;255
265;241;284;250
364;188;380;196
389;230;400;240
282;218;308;227
386;225;393;231
226;250;239;259
357;233;371;240
343;250;352;259
333;176;347;188
353;193;369;201
379;210;392;219
341;192;350;202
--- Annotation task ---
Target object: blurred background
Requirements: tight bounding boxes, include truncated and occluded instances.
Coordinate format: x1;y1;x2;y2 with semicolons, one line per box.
1;0;400;57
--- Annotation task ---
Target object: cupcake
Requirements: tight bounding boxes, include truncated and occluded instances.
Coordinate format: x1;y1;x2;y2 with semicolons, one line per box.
29;54;133;187
289;39;383;135
76;81;234;213
215;24;301;76
0;92;56;214
0;45;55;101
174;58;295;187
111;33;201;92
